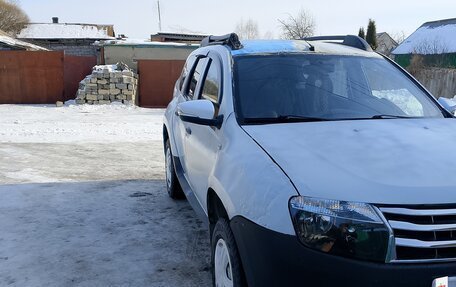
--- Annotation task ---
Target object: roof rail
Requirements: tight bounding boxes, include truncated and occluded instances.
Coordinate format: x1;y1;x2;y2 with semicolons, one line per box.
303;35;372;52
200;33;243;50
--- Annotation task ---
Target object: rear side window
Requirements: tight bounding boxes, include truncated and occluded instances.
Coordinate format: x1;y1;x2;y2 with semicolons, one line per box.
178;65;188;91
200;60;220;103
188;58;208;99
178;55;196;92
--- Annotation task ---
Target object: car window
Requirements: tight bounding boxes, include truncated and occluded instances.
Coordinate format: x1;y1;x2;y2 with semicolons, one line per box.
178;55;196;92
362;61;425;116
233;54;444;123
188;58;208;100
200;59;221;104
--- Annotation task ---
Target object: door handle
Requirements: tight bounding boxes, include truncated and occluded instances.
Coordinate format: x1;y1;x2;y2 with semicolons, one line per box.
185;127;192;135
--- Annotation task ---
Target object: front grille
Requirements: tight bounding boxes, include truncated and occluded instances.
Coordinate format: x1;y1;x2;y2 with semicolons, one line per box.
379;205;456;262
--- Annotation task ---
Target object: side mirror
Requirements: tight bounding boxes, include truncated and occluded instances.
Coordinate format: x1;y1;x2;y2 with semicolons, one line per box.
438;97;456;114
177;99;223;128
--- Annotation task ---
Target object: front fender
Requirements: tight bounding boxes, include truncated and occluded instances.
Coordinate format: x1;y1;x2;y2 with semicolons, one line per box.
208;114;298;235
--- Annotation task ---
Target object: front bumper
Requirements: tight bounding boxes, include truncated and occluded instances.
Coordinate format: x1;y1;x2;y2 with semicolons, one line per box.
230;216;456;287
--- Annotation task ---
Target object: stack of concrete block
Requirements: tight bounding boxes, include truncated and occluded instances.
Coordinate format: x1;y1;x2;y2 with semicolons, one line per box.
75;62;138;105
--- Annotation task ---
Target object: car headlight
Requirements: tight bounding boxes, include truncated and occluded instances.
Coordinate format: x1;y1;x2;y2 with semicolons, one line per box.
289;196;391;262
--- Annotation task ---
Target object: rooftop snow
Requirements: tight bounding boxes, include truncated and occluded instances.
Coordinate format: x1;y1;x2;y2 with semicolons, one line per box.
98;38;198;47
231;40;379;57
231;40;311;56
17;23;115;40
0;32;48;51
393;18;456;55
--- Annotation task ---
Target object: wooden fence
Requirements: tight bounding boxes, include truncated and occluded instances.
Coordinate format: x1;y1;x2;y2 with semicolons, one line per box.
413;68;456;99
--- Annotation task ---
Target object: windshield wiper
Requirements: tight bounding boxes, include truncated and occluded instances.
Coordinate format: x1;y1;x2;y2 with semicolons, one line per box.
277;115;330;122
243;115;330;124
371;114;415;119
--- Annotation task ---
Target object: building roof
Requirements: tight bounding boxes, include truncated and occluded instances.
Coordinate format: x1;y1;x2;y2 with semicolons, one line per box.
375;32;398;55
392;18;456;55
98;38;198;48
0;30;48;51
17;23;115;40
151;32;208;43
377;32;398;44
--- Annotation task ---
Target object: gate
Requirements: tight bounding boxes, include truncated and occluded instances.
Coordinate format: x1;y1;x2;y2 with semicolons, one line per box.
138;60;185;108
0;51;96;104
0;51;64;104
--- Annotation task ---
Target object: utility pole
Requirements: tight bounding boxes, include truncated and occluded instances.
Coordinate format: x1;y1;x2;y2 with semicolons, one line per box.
157;0;162;32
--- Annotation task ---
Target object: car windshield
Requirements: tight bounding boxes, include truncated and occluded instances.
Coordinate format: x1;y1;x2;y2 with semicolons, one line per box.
233;54;445;124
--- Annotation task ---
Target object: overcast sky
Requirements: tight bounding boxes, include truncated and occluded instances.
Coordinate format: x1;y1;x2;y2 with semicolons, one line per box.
20;0;456;40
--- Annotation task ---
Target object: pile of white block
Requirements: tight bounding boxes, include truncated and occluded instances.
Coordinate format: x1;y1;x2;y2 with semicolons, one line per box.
75;62;138;105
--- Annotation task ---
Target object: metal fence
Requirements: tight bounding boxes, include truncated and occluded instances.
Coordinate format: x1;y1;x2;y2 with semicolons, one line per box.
0;51;96;104
64;55;97;101
138;60;185;108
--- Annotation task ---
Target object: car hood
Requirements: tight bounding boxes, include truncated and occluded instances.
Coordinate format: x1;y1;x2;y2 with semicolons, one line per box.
243;119;456;205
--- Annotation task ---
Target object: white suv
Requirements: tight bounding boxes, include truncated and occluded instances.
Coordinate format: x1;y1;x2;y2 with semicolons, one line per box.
163;33;456;287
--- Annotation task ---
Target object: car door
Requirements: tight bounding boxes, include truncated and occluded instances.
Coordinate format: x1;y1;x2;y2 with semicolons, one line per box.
172;55;208;171
183;53;223;209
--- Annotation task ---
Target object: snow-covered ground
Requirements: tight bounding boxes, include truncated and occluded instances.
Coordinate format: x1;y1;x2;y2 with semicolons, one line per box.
0;104;211;286
0;104;163;143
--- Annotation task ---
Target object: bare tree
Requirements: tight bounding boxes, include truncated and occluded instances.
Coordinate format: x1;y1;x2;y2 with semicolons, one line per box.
0;0;29;35
413;38;448;55
235;19;259;40
278;9;315;40
263;30;274;40
390;31;407;45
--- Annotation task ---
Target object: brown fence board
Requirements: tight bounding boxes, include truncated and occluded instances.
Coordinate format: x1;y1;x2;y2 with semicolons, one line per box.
138;60;185;108
0;51;64;104
64;55;96;101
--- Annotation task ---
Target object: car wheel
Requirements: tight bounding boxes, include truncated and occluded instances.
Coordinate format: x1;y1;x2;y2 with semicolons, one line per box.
165;140;184;199
212;219;246;287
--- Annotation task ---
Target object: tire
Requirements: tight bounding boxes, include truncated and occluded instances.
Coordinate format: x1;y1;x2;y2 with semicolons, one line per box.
211;219;246;287
164;139;184;199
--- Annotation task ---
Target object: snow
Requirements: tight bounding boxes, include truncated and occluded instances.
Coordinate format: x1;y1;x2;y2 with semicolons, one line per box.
0;35;21;46
17;23;115;40
97;38;198;47
393;22;456;55
0;105;212;286
93;64;119;72
0;104;164;143
372;89;424;116
0;169;210;286
0;35;48;51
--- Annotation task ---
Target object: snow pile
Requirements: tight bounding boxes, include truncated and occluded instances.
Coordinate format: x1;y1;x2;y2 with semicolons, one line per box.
76;62;138;105
372;89;424;116
438;96;456;115
17;23;114;39
0;104;164;143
